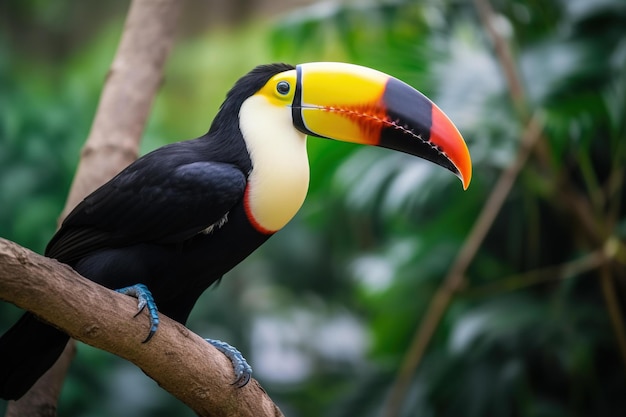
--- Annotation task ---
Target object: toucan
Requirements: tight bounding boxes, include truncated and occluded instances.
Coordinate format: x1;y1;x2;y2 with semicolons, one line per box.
0;62;471;400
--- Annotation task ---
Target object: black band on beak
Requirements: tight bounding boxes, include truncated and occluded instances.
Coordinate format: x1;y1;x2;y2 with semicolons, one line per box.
379;78;459;176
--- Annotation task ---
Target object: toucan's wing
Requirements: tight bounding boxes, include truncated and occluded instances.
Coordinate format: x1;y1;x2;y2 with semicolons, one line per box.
46;146;247;263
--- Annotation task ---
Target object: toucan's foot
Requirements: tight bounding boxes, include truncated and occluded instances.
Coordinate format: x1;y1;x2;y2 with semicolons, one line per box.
115;283;159;343
205;338;252;387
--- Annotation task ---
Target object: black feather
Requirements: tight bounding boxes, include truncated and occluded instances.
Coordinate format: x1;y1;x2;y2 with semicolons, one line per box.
0;63;294;400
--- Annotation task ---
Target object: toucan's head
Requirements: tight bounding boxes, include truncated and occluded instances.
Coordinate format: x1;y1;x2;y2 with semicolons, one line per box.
225;62;471;190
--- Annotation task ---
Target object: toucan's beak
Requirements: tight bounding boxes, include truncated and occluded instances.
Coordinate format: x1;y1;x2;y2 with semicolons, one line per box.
291;62;472;189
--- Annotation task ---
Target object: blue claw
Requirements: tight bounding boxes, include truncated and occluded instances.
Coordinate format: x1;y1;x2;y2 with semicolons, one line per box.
205;338;252;387
115;284;159;343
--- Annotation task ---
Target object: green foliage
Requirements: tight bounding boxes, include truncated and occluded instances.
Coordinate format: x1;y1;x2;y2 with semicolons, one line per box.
269;0;626;416
2;0;626;416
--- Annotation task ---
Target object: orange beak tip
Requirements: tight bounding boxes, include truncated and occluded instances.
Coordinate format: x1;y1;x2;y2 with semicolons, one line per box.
461;172;471;190
430;106;472;191
457;146;472;190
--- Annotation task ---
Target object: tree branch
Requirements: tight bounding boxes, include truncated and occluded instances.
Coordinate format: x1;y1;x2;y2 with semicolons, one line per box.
384;1;626;416
3;2;284;414
61;0;182;220
7;1;182;415
0;238;283;417
382;112;544;417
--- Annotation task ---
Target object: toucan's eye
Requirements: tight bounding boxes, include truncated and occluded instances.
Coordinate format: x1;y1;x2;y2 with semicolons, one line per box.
276;81;290;95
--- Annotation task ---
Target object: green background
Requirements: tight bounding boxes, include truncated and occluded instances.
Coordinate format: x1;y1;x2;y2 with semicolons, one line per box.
1;0;626;416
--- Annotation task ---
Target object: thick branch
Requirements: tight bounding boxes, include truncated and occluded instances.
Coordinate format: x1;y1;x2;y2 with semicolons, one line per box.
7;1;183;415
60;0;182;220
0;238;283;417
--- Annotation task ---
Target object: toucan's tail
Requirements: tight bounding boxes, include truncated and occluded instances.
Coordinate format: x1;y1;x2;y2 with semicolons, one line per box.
0;312;69;400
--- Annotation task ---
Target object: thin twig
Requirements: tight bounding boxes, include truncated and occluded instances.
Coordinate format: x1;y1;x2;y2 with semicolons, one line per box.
382;0;544;414
466;248;607;299
473;0;526;117
382;113;544;417
382;0;626;414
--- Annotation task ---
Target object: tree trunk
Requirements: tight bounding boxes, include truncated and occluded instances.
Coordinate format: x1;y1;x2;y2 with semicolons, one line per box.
3;0;277;415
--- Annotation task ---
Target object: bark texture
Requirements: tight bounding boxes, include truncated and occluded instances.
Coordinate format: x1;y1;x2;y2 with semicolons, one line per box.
0;238;283;417
7;2;183;414
4;0;283;415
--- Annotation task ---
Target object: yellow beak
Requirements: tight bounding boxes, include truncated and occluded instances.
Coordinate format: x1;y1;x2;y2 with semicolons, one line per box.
291;62;472;189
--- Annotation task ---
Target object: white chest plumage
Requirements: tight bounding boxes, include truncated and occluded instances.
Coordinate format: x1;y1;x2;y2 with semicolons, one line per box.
238;95;310;233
